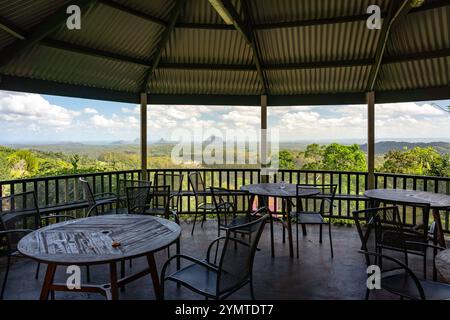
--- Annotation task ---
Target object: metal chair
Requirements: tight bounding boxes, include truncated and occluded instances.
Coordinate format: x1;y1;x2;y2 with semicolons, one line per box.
161;214;269;300
353;205;432;279
358;249;450;300
210;187;264;237
0;191;74;299
153;173;183;212
79;178;119;216
290;184;337;258
117;179;151;210
126;186;151;215
188;172;215;235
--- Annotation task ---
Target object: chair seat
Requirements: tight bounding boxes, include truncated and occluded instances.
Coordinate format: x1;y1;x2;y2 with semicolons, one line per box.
381;231;427;254
144;207;167;216
382;273;450;300
198;203;216;211
220;216;258;231
167;263;218;296
291;212;326;224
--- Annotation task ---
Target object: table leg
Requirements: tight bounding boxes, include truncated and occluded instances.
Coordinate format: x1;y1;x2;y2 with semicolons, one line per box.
147;253;162;300
433;208;446;248
109;262;119;300
40;263;57;300
286;200;294;258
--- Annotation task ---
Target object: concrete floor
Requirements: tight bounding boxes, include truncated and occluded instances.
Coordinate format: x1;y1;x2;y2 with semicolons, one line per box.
0;219;439;300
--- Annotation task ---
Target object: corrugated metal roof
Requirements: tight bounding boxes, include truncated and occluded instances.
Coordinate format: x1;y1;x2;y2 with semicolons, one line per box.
0;0;448;104
267;66;370;95
51;2;165;61
150;69;261;94
163;28;253;64
0;45;146;92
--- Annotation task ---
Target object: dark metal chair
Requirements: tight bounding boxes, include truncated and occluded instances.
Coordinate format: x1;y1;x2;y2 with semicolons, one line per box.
188;172;215;235
0;191;74;299
153;173;183;212
79;178;119;217
126;186;151;215
358;249;450;300
290;184;337;258
161;214;269;300
353;209;449;300
353;205;432;279
117;178;151;211
210;187;264;237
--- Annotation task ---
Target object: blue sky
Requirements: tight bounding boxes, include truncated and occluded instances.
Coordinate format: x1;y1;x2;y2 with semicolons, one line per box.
0;90;449;143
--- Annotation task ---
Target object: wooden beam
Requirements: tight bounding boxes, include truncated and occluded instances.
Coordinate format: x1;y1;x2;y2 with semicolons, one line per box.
41;38;152;67
141;0;185;92
216;0;268;93
140;93;148;180
367;92;375;190
366;0;417;91
0;16;26;40
0;0;96;67
98;0;166;27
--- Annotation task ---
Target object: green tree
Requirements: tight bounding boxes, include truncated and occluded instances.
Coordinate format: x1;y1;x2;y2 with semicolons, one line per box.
278;150;296;169
379;147;449;177
6;150;40;178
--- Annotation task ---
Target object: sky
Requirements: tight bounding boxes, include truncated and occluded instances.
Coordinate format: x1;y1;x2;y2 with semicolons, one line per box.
0;89;449;143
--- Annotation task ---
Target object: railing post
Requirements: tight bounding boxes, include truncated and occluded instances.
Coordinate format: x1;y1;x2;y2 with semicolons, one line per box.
367;91;375;189
140;92;148;180
260;94;268;183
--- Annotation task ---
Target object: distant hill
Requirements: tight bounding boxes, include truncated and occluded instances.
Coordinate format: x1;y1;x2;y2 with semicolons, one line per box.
360;141;450;155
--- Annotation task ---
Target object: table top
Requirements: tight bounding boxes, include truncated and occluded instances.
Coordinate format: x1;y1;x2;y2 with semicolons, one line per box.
18;214;181;265
364;188;450;209
436;249;450;284
241;183;320;198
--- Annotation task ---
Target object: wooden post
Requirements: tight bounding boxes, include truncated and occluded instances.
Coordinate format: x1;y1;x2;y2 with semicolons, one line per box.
260;94;268;183
367;91;375;190
140;93;148;180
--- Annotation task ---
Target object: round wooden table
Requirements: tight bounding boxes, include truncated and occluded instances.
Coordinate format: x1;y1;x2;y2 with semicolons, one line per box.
436;249;450;284
364;189;450;247
18;214;181;300
241;183;320;258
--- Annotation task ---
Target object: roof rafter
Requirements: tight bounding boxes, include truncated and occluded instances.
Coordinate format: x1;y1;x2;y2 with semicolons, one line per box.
216;0;269;94
0;0;97;67
98;0;166;27
366;0;418;92
141;0;186;93
0;16;26;40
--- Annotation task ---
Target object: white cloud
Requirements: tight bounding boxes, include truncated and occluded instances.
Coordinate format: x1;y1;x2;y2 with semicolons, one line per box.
0;91;80;126
83;107;98;114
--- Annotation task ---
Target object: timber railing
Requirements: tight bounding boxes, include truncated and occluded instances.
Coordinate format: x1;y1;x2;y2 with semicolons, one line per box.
0;169;449;232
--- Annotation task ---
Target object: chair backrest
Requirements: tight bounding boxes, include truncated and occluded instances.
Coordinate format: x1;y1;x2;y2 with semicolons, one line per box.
216;214;268;295
210;187;249;226
296;184;337;214
79;178;96;208
118;179;151;207
153;173;183;210
126;186;151;215
353;207;385;266
0;191;40;252
148;185;171;218
188;171;207;205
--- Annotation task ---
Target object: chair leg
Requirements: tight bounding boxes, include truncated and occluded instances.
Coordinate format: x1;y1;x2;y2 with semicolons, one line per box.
86;265;91;283
129;259;132;269
296;221;299;259
191;213;198;235
319;224;323;244
120;261;126;292
1;256;11;299
328;223;334;258
249;278;255;300
423;252;427;280
269;215;275;257
365;288;370;300
35;262;41;279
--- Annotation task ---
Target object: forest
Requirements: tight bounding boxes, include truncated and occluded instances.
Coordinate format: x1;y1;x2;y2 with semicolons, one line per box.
1;141;449;181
